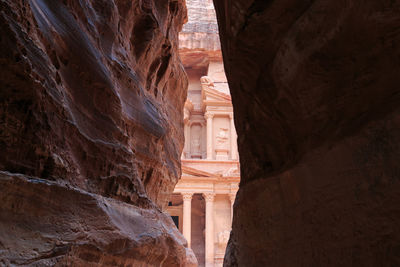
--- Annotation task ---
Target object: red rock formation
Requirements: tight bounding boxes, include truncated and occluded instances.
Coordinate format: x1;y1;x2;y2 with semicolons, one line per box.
0;0;196;265
179;0;221;71
0;172;197;266
213;0;400;266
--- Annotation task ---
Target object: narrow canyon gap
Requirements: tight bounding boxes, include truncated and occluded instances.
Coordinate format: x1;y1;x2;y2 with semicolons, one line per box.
166;1;240;266
212;0;400;266
1;0;400;266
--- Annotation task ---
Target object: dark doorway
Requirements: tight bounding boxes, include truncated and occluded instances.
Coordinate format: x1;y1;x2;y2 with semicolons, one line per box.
191;193;206;267
171;216;179;229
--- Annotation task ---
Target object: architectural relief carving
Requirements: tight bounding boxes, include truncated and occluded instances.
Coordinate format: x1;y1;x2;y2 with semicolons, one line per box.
203;192;216;202
216;128;229;149
200;76;215;88
204;112;214;120
217;230;231;245
182;192;194;201
192;138;201;154
167;2;240;264
190;123;204;159
223;166;239;177
170;65;239;265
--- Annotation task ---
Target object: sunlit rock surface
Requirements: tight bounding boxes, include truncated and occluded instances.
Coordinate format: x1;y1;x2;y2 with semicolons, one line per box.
180;0;219;51
0;0;196;265
179;0;221;71
213;1;400;266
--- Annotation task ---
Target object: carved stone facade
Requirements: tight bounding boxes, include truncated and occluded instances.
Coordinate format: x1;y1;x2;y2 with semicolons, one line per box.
167;67;240;266
167;162;239;267
166;1;240;266
183;69;237;162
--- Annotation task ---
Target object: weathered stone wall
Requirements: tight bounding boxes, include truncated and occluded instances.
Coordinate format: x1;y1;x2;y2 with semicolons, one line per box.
213;0;400;266
0;0;197;265
180;0;220;51
179;0;221;71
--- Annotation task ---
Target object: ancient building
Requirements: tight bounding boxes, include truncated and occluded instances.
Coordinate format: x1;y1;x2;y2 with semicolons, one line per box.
1;0;399;266
166;1;239;266
167;71;240;267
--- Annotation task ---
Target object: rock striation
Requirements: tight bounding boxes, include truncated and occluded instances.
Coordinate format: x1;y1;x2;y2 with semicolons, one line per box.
0;0;196;265
180;0;220;52
213;0;400;266
179;0;221;71
0;171;197;266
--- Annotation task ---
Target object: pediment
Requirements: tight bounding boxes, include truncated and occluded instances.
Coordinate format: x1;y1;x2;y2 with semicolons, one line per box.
182;165;219;177
202;87;231;102
205;94;228;102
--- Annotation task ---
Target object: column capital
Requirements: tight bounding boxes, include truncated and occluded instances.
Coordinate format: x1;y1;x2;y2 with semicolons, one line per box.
204;112;214;120
181;192;193;201
203;192;215;202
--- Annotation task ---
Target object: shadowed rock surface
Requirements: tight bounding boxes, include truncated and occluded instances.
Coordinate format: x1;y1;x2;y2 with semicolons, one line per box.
0;0;197;265
0;171;197;266
213;0;400;266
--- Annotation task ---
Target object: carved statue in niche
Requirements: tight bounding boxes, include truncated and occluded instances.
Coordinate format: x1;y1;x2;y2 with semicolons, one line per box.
216;128;229;149
190;123;202;159
191;138;201;154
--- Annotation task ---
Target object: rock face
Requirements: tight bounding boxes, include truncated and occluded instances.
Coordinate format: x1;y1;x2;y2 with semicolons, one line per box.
180;0;219;51
0;0;197;265
179;0;221;71
0;172;197;266
213;1;400;266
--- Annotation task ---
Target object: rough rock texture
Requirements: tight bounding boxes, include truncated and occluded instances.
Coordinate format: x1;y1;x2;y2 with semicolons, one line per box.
179;0;221;70
213;1;400;266
0;171;197;266
180;0;219;51
0;0;197;265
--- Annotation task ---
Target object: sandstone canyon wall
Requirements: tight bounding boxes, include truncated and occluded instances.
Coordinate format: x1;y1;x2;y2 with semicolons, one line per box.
213;1;400;266
0;0;197;265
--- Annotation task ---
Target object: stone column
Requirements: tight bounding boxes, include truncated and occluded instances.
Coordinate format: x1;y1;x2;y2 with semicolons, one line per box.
229;193;236;225
182;192;193;248
205;112;214;160
229;113;237;160
204;192;215;267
